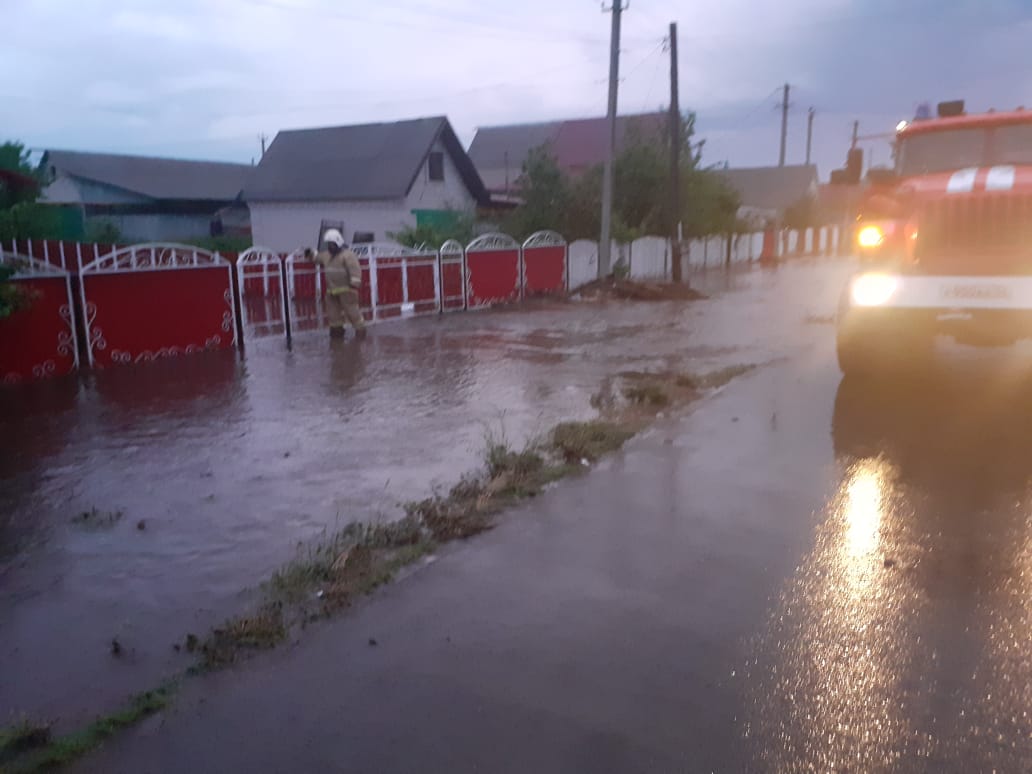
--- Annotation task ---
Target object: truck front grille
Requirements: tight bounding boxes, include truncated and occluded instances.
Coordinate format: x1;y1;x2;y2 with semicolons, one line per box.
916;194;1032;274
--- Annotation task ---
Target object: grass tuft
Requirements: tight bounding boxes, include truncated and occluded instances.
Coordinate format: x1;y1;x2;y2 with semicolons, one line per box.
5;683;176;772
622;382;670;407
549;421;634;463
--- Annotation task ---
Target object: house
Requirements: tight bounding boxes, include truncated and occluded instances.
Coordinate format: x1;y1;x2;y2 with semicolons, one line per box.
714;164;819;225
468;112;668;197
40;150;253;242
244;116;489;251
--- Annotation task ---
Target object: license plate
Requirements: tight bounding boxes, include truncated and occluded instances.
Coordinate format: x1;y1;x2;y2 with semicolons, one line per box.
939;282;1012;303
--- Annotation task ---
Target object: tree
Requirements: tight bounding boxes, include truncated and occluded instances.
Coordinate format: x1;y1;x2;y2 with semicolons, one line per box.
499;112;740;247
391;209;476;249
0;140;61;242
501;145;569;240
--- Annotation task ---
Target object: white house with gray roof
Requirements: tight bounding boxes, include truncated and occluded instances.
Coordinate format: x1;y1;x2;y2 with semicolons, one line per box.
40;150;253;242
244;116;488;251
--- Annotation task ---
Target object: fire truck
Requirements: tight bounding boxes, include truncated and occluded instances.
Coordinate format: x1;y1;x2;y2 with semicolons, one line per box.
836;100;1032;376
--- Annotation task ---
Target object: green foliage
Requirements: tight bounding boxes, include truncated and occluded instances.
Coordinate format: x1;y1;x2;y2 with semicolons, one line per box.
391;210;475;249
0;259;37;320
186;234;252;254
0;141;34;175
502;114;740;243
502;146;570;239
0;141;40;211
83;220;123;245
0;202;60;243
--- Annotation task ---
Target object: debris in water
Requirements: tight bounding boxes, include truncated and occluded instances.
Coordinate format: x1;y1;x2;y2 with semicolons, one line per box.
368;638;378;647
71;507;124;529
315;590;325;599
185;634;198;653
283;452;291;458
580;458;590;467
173;643;181;652
136;520;146;531
110;638;123;657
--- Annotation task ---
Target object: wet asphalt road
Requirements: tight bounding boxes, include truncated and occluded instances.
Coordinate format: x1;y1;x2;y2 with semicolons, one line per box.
65;259;1032;773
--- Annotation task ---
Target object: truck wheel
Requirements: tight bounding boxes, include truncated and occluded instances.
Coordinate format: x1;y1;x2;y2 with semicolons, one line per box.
836;331;880;377
836;325;932;378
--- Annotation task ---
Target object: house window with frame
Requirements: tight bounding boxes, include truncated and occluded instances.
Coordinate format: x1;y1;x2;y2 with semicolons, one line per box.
428;151;444;182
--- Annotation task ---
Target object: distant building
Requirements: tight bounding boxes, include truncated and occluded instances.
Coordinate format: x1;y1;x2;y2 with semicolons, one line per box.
244;116;489;251
714;164;819;225
40;150;253;242
468;112;668;199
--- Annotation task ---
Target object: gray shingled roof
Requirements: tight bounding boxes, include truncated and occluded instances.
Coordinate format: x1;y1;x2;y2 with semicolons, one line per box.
715;165;819;213
244;116;488;204
42;150;252;201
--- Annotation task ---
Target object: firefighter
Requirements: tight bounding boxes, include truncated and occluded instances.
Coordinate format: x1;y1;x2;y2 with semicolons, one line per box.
304;229;366;339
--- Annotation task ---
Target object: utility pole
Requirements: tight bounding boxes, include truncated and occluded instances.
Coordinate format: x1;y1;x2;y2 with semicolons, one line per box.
259;133;268;158
805;107;815;165
851;120;859;150
778;83;790;167
668;22;683;283
598;0;624;278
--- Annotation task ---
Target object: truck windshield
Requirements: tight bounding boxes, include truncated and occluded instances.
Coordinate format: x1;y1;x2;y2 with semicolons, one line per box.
993;124;1032;165
898;129;986;176
899;123;1032;175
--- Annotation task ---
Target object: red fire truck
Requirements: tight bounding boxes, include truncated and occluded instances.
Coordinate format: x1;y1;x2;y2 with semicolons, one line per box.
837;101;1032;375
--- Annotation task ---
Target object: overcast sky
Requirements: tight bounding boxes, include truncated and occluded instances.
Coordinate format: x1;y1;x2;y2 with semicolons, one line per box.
4;0;1031;179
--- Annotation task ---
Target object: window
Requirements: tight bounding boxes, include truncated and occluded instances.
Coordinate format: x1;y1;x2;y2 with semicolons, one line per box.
898;129;987;176
992;124;1032;165
428;151;444;182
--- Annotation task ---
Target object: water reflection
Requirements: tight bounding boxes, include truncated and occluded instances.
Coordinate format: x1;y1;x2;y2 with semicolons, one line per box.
750;369;1032;770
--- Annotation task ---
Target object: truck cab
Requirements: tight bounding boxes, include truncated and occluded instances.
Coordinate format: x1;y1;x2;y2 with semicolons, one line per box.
836;102;1032;376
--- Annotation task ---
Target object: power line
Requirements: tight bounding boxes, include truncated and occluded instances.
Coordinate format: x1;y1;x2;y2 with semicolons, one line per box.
621;38;667;83
642;37;666;113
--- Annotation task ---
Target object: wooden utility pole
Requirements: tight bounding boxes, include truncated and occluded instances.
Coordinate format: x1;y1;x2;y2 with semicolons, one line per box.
598;0;625;278
805;107;815;165
851;120;859;150
778;83;790;167
668;22;683;283
259;133;268;158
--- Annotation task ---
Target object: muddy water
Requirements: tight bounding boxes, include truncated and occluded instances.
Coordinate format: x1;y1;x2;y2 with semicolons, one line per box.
0;260;848;730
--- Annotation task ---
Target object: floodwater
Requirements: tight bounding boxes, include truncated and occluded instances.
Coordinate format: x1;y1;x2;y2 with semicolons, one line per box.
0;263;842;731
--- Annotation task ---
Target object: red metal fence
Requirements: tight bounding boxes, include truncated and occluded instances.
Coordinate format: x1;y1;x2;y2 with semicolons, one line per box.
0;254;79;384
521;231;567;297
79;245;237;367
6;227;850;382
465;233;522;310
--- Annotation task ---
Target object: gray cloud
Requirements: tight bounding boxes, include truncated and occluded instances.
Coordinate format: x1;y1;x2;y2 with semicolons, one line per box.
3;0;1031;178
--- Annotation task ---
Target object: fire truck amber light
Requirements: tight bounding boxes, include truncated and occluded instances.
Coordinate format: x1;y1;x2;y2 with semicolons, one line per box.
851;273;899;307
857;225;885;248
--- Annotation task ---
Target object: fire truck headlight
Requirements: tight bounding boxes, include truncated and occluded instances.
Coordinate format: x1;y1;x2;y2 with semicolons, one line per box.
857;225;886;249
851;273;899;307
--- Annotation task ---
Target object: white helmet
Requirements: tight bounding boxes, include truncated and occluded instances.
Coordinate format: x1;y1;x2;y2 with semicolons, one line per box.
323;228;345;247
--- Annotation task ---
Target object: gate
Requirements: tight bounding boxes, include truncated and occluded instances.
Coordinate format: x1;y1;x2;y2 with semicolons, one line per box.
439;239;465;311
352;243;440;321
521;231;567;297
284;249;325;333
465;233;521;310
0;253;79;383
79;244;237;367
237;247;287;339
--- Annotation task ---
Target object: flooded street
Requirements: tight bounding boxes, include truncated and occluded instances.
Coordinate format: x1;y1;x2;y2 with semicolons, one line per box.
58;254;1032;773
0;261;842;732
